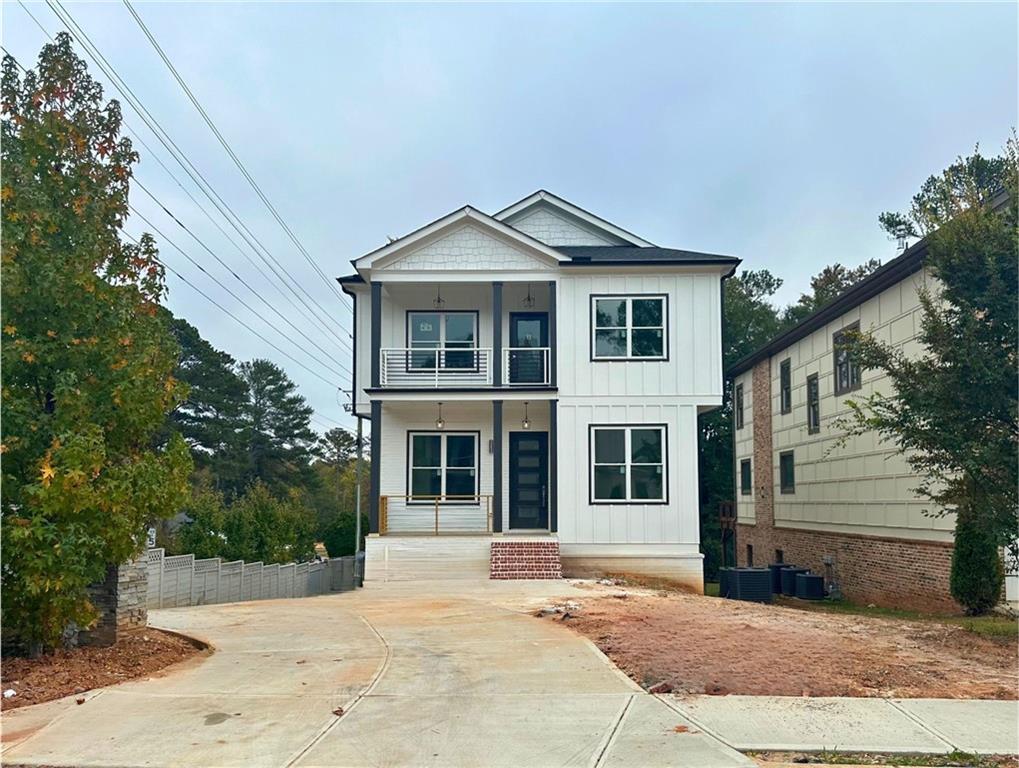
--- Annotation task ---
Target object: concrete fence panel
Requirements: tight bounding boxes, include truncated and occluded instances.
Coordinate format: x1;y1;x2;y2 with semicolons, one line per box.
162;554;194;608
242;562;262;601
220;560;243;604
146;548;165;609
192;558;221;605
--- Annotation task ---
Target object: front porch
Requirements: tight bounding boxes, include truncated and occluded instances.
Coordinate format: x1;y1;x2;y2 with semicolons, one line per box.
368;400;558;537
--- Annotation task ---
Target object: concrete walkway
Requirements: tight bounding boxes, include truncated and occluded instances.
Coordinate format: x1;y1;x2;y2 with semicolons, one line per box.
1;581;1016;767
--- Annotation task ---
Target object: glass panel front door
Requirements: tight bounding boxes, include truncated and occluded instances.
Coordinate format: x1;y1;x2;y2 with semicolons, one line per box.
509;313;548;384
509;432;549;529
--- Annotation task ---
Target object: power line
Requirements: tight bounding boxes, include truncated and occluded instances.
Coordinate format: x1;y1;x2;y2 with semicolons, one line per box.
39;0;355;350
128;203;351;382
122;230;341;390
133;177;351;367
122;0;353;312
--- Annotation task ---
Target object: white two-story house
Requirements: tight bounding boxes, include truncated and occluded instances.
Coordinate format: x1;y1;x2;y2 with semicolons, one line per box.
338;191;738;587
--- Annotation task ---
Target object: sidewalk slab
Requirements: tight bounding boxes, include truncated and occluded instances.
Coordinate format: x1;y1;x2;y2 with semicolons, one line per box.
669;695;953;753
893;699;1019;755
600;695;755;768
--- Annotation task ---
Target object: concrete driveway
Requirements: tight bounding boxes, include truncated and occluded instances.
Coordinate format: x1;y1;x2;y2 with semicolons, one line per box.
1;581;751;768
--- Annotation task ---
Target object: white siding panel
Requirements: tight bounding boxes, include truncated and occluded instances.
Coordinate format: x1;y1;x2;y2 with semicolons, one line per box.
509;207;617;246
381;224;556;272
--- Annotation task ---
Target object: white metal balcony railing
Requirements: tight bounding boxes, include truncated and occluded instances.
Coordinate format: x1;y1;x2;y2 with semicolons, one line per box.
380;348;493;387
378;347;552;388
503;347;551;386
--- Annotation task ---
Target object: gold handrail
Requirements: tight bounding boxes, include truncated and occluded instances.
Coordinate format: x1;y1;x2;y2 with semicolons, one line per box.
378;495;494;536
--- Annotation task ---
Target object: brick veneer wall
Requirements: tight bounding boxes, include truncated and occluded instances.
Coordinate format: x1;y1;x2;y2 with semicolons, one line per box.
736;360;958;612
490;540;562;580
80;559;148;646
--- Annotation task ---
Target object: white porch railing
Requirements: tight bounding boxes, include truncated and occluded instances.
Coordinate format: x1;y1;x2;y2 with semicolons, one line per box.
503;347;551;386
380;348;492;388
381;495;493;535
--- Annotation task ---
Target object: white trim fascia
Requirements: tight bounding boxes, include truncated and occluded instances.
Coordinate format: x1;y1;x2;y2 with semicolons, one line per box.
354;207;568;271
559;395;722;406
493;190;656;248
368;390;557;403
368;270;559;284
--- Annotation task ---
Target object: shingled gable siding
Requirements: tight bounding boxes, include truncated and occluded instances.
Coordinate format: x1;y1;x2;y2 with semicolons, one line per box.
735;359;959;612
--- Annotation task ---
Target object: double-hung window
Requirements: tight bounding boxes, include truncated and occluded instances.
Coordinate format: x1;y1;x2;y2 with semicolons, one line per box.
779;451;795;494
734;383;744;430
806;373;820;433
592;296;667;360
590;425;667;503
408;432;478;501
779;359;792;414
740;459;752;495
408;311;477;371
833;322;862;394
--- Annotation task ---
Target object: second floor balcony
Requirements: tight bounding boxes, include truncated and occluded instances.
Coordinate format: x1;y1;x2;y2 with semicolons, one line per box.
379;346;551;388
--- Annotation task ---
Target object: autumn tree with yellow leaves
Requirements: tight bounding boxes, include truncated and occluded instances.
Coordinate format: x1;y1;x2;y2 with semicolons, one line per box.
1;35;191;651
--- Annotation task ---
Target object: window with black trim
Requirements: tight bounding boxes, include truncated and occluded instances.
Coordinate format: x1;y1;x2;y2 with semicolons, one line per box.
779;450;795;494
408;432;478;501
779;359;792;414
746;544;754;567
592;296;666;360
734;383;744;430
833;323;862;394
740;459;752;495
806;373;820;434
408;311;477;371
590;425;666;502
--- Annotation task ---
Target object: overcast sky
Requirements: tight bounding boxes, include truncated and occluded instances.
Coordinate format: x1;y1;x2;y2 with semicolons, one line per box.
4;1;1016;432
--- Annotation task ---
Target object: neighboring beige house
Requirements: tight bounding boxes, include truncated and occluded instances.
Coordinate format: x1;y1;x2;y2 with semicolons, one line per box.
730;229;1016;611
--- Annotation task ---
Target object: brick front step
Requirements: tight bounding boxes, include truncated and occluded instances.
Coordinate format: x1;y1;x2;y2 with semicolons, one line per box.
490;540;562;580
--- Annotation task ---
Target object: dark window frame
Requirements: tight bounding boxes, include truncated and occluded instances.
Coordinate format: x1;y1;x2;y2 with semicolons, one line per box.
734;383;744;430
405;430;481;506
806;373;820;434
779;358;792;414
589;294;669;362
405;310;481;374
779;450;795;494
833;322;862;395
739;458;752;496
587;423;669;505
746;544;754;567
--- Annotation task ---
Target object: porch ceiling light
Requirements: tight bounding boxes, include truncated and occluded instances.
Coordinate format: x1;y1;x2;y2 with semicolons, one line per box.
435;402;445;430
522;401;530;430
521;283;535;309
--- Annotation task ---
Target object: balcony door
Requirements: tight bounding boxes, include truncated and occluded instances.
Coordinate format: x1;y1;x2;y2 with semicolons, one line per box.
408;311;477;371
508;313;548;385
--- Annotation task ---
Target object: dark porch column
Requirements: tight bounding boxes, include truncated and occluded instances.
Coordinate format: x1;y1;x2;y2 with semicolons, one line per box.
370;281;382;388
492;401;503;533
369;400;381;533
549;399;558;533
492;282;503;387
548;281;557;387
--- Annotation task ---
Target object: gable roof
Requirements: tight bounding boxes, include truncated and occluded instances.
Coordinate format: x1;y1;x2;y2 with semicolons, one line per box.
728;237;929;377
494;190;656;247
352;205;568;271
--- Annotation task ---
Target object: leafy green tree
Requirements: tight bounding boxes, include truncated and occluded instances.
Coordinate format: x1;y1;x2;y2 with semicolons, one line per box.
781;260;882;326
238;359;318;496
841;144;1017;613
216;481;316;563
173;475;228;560
1;36;191;649
167;314;248;488
316;426;361;465
698;270;786;577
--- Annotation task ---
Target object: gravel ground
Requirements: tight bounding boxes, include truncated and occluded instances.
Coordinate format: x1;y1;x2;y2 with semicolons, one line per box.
542;586;1018;699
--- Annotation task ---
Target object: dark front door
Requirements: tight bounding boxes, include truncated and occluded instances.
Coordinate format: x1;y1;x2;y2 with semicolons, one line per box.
509;313;549;385
509;432;549;529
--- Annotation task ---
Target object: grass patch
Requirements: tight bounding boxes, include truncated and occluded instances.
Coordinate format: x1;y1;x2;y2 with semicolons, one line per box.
704;581;720;597
751;751;1014;768
774;596;1017;640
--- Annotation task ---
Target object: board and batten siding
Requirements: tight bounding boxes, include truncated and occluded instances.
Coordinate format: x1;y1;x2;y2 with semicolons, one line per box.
733;370;755;524
556;402;699;547
765;266;951;542
557;272;723;399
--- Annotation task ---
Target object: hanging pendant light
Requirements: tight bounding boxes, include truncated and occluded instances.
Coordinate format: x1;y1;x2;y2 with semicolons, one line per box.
521;401;530;430
521;283;535;309
433;285;446;310
435;402;445;430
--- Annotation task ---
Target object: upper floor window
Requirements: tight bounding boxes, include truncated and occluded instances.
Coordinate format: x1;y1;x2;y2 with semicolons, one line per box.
779;359;792;414
408;311;477;371
806;373;820;434
734;383;744;430
590;424;667;503
740;459;752;495
833;322;862;394
591;295;667;360
779;450;795;494
408;432;478;501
